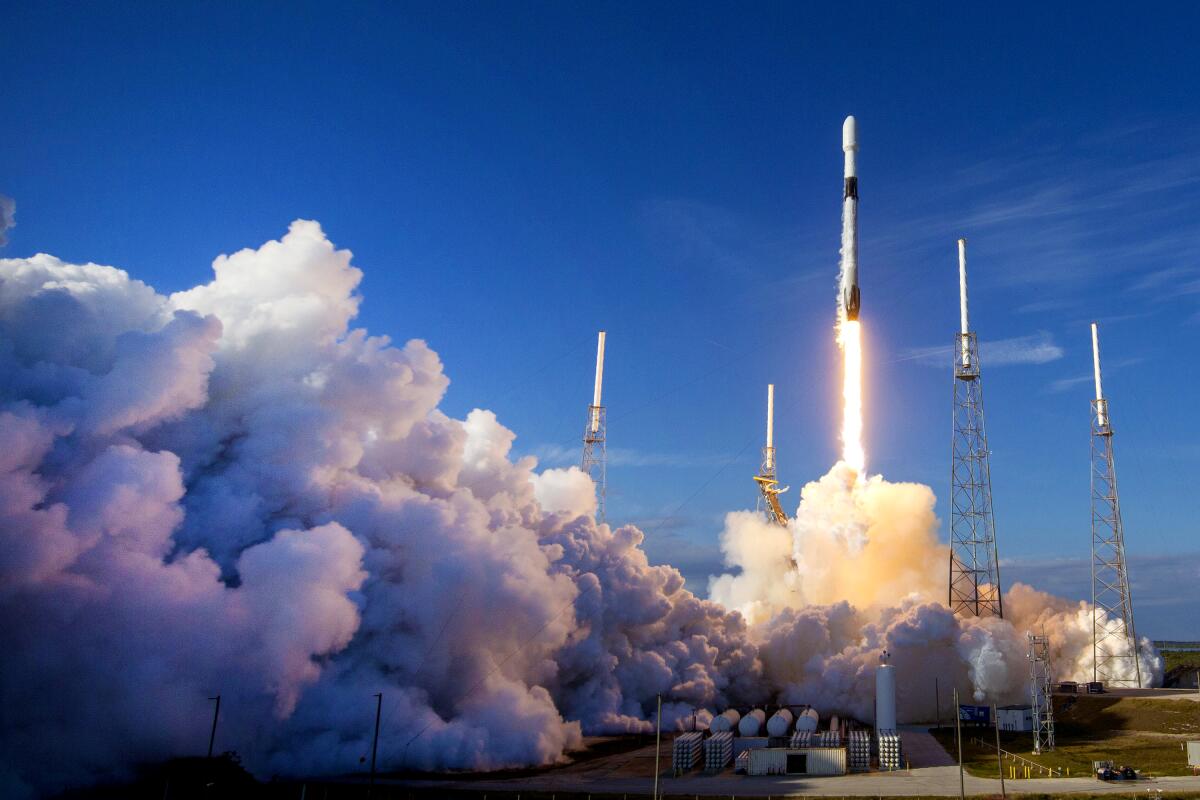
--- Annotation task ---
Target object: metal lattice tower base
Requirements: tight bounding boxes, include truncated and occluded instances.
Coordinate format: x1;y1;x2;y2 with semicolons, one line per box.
582;405;606;523
1090;398;1142;687
949;332;1004;618
754;445;788;526
1028;631;1056;754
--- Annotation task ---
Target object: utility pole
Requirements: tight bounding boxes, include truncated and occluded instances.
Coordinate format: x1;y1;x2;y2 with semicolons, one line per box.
206;695;221;758
949;239;1004;619
368;692;382;798
652;694;662;800
953;688;964;800
992;702;1006;797
935;677;941;730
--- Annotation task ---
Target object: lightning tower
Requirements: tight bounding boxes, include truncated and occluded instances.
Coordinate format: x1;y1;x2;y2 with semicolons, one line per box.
1027;631;1056;754
948;239;1004;618
753;384;789;525
582;331;607;522
1088;323;1142;687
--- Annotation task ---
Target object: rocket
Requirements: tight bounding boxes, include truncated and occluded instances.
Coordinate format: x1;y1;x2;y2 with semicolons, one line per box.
841;115;860;321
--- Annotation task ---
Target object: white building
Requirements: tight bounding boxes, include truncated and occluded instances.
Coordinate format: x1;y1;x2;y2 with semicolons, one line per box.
996;705;1034;732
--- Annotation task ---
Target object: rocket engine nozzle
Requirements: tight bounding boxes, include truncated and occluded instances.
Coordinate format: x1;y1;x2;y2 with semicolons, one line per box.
843;285;860;321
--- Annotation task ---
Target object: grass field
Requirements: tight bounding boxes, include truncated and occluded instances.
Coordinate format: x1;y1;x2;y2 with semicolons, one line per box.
930;694;1200;779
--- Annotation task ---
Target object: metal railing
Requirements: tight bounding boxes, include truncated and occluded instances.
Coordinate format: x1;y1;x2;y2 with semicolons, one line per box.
970;736;1065;777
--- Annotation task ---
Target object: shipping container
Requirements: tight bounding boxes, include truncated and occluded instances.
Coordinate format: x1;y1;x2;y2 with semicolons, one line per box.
747;746;847;776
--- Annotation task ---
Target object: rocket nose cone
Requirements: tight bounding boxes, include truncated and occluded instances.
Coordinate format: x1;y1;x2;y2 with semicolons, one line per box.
842;116;858;151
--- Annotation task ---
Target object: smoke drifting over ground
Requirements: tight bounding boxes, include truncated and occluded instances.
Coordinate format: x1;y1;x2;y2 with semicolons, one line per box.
0;222;1159;796
711;461;1161;716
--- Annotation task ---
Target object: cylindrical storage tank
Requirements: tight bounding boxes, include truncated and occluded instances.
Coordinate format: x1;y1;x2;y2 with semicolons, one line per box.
875;663;897;732
737;708;766;736
795;707;819;732
709;708;740;733
766;708;793;737
829;714;840;733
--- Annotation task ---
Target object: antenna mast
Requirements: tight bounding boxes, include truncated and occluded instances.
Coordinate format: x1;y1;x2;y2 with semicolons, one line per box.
949;239;1004;618
1089;323;1142;687
753;384;789;525
582;331;607;522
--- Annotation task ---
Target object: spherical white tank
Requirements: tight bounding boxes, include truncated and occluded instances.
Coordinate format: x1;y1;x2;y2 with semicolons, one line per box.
709;708;741;733
766;708;793;737
737;708;766;736
875;663;897;731
794;707;819;732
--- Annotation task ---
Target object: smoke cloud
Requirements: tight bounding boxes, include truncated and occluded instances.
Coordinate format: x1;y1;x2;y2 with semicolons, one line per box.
711;460;1162;716
0;195;13;246
0;222;763;796
0;221;1160;797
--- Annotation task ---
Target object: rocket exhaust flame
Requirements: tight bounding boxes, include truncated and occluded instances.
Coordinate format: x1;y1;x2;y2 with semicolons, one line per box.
838;116;864;474
838;319;864;473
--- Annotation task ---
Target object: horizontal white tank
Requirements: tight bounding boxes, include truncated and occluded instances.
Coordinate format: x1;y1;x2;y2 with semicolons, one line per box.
709;708;741;733
737;708;766;737
766;708;793;737
876;663;897;732
794;707;819;732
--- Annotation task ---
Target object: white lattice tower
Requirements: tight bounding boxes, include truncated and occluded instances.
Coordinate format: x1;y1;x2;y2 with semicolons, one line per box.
1089;323;1141;687
949;240;1004;618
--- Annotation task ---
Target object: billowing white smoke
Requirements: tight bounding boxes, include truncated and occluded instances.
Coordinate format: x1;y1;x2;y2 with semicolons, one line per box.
711;460;1162;716
0;221;1160;797
0;222;760;796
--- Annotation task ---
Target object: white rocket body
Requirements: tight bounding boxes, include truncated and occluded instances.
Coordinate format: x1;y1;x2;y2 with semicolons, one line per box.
841;115;860;321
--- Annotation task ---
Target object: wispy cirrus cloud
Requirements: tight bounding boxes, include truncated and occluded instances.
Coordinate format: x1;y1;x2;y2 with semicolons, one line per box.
528;442;743;469
898;331;1064;368
1047;356;1144;393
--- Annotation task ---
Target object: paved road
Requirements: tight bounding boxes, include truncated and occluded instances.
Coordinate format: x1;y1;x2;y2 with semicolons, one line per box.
397;733;1200;797
410;769;1200;797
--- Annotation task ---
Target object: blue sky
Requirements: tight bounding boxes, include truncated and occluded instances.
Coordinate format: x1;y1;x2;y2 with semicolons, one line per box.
2;3;1197;636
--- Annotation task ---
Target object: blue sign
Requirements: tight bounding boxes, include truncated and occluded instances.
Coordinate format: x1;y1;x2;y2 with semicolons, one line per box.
958;704;991;724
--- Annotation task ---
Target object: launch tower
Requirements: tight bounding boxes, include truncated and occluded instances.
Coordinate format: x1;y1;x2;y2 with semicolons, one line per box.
949;239;1004;618
582;331;607;523
753;384;789;525
1028;631;1056;754
1088;323;1142;687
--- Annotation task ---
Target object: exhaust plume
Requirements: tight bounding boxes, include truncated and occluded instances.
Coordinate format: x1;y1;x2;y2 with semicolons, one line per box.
0;221;1160;797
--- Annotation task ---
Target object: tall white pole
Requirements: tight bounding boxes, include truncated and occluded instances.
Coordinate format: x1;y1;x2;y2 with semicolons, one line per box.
958;238;971;370
590;331;606;433
1091;322;1106;426
766;384;775;449
958;238;969;335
